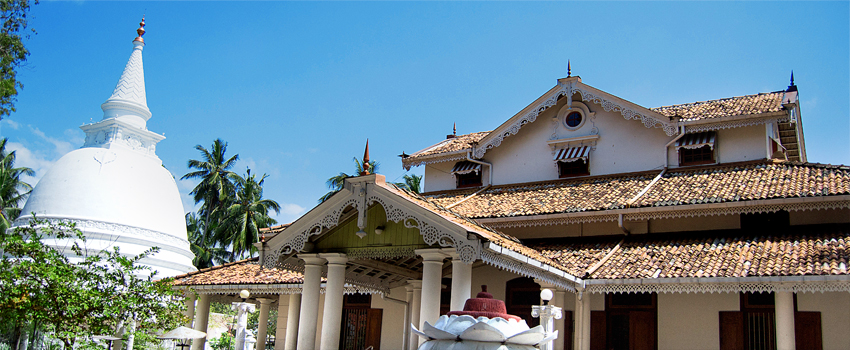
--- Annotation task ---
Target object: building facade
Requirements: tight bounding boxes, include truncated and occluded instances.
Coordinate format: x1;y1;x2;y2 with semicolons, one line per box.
180;73;849;350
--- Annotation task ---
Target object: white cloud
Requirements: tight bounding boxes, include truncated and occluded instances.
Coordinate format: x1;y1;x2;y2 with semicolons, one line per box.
28;125;78;157
1;118;20;130
6;141;59;185
280;203;305;216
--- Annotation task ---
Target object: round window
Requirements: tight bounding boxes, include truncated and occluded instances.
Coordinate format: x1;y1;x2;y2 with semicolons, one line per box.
565;111;582;128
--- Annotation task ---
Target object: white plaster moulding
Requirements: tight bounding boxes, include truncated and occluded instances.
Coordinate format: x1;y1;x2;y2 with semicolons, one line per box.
177;284;384;296
478;196;850;228
13;214;191;249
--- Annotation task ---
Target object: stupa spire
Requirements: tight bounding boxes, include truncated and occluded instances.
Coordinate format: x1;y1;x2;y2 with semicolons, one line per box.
101;16;151;125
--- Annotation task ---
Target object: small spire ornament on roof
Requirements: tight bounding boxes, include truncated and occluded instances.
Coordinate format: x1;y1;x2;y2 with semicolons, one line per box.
453;122;457;136
787;70;798;92
133;16;146;43
360;139;371;176
567;60;571;77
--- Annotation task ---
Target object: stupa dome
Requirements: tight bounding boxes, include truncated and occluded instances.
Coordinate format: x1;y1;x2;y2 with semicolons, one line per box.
13;19;195;277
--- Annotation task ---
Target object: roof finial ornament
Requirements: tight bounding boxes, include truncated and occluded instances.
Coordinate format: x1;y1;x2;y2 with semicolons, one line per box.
453;122;456;136
134;16;146;43
786;70;798;92
567;60;571;77
361;139;371;176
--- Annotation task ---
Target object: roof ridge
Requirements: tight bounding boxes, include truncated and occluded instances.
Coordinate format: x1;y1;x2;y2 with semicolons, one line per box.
171;257;258;279
651;90;785;110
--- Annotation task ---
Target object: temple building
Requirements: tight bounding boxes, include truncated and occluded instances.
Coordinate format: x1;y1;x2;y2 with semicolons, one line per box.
13;19;196;278
177;73;849;348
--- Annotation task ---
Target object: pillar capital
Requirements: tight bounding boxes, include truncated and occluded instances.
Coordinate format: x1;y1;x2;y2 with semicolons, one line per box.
256;298;275;305
318;253;348;266
415;248;447;262
406;280;423;291
297;253;326;266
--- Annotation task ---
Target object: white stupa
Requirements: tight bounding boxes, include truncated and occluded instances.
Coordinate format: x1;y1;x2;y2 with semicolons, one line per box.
13;19;196;277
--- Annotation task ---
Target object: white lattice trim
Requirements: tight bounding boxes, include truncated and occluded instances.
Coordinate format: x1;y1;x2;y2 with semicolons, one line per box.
474;83;675;159
187;285;305;295
346;246;417;260
368;195;481;263
586;281;850;294
403;152;471;170
264;198;360;268
478;199;850;227
481;250;576;292
684;115;790;133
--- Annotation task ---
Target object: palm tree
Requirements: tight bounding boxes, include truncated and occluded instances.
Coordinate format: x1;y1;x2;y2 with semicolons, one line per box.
319;157;379;203
217;169;281;259
181;139;240;238
395;174;422;194
186;212;229;269
0;138;34;232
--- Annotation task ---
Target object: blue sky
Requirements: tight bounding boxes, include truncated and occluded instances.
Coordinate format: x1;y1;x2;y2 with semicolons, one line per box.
1;1;848;224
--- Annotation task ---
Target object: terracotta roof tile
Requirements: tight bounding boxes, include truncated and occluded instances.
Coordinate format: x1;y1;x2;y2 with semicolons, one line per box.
172;258;310;286
529;224;850;279
651;91;786;121
402;131;490;167
426;161;850;219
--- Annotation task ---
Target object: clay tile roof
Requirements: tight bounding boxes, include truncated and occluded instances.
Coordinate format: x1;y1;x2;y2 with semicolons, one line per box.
425;161;850;219
402;131;490;167
382;183;563;270
651;91;786;121
529;224;850;279
172;258;313;286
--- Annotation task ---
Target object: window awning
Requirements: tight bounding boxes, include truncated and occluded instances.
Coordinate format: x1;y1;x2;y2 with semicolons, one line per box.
676;132;716;150
554;145;590;163
451;161;481;175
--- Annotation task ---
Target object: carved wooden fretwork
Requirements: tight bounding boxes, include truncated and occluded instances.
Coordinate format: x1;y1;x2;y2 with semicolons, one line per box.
264;198;360;268
586;281;850;295
474;83;676;159
480;200;850;228
480;250;575;291
684;115;791;133
367;195;480;263
346;246;417;260
403;152;470;170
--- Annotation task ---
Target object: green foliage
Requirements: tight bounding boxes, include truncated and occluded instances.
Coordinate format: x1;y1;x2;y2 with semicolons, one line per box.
319;157;379;203
394;174;422;194
183;139;281;266
0;217;186;349
0;0;36;119
208;333;234;350
0;138;34;232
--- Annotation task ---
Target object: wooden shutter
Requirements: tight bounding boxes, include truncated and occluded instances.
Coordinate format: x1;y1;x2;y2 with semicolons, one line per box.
795;311;822;350
630;311;656;350
590;311;606;350
719;311;744;350
364;309;383;350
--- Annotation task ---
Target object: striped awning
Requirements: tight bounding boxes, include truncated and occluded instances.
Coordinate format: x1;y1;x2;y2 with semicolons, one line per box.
451;161;481;175
676;132;716;150
554;145;590;163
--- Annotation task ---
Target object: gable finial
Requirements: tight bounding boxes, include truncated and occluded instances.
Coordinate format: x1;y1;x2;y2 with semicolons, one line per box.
790;70;795;86
361;139;371;176
133;16;146;43
567;60;571;77
786;70;798;92
453;122;456;136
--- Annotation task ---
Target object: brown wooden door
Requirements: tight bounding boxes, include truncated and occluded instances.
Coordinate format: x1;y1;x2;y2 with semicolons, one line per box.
364;309;383;350
630;311;656;350
794;311;822;350
719;311;744;350
590;311;606;350
563;310;572;350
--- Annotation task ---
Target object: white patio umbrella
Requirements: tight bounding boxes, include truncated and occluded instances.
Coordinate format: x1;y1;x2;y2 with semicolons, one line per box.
157;326;207;350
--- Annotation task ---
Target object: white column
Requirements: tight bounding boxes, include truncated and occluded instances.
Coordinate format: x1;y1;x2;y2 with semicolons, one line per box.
407;280;423;350
574;289;590;350
319;253;348;350
284;294;301;350
296;255;325;350
256;298;274;350
447;249;472;312
274;294;289;350
192;294;212;350
184;291;197;328
776;291;796;350
416;249;446;344
552;289;566;350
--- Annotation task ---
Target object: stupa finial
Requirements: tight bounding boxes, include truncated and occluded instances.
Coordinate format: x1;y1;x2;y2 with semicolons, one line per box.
134;16;146;43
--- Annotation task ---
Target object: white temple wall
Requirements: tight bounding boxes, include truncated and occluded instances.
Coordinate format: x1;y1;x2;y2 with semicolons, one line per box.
657;292;738;350
796;292;850;350
373;287;407;350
